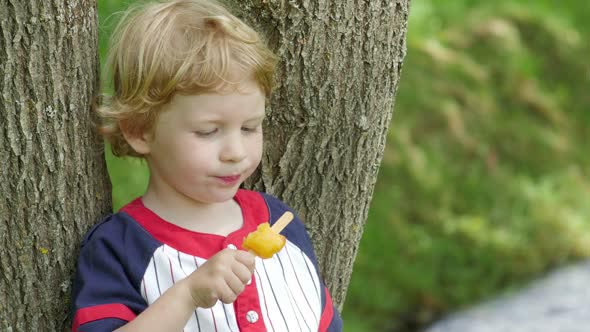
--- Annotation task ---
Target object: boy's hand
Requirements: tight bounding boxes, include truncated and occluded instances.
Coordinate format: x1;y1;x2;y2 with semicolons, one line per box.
183;249;256;308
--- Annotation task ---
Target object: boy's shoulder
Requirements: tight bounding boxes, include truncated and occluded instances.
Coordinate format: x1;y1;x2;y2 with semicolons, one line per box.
238;189;319;264
82;212;126;244
236;189;301;228
236;188;291;212
80;204;159;251
77;205;162;282
80;212;125;245
236;188;301;224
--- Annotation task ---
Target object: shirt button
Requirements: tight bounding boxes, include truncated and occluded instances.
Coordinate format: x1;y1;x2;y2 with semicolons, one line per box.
246;310;259;323
227;244;237;250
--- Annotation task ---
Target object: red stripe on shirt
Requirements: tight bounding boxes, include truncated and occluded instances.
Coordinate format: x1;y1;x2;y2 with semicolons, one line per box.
72;303;136;331
120;189;266;259
318;287;335;332
234;274;266;332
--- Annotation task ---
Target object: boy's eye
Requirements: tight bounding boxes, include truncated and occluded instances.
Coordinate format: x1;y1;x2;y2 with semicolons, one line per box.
194;129;217;137
242;125;261;133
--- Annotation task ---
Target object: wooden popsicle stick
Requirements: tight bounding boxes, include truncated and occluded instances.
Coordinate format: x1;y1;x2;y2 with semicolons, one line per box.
270;211;294;234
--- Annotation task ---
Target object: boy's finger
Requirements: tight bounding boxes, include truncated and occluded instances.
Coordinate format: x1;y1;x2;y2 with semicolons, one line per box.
226;273;245;295
219;282;239;304
234;250;256;268
232;263;253;284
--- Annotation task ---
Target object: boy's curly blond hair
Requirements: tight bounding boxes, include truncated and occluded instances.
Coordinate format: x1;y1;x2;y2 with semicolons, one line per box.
98;0;277;157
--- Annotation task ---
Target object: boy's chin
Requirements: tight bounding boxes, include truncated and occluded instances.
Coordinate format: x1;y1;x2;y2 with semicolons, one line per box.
198;187;241;203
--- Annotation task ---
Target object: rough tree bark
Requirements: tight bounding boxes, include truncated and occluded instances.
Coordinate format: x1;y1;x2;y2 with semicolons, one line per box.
234;0;410;309
0;1;111;331
0;0;409;329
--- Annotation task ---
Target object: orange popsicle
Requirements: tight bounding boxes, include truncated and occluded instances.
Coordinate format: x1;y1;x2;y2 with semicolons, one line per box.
243;212;294;258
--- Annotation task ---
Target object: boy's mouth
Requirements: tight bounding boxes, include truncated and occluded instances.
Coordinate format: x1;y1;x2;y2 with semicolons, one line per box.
216;175;241;184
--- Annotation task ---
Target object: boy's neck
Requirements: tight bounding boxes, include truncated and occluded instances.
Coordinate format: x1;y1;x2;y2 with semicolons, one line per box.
141;186;243;236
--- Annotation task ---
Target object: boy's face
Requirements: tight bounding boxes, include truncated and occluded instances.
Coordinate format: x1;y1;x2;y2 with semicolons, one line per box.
138;79;265;205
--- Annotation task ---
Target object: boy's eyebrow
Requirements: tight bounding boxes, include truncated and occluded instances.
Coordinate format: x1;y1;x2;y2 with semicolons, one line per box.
196;113;265;124
246;113;266;122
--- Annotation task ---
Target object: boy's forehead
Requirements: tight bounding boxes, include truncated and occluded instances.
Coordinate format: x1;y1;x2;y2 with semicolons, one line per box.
186;77;264;96
157;92;265;128
172;84;265;109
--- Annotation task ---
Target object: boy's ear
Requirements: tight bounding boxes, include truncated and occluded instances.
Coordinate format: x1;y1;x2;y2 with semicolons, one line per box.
120;122;151;155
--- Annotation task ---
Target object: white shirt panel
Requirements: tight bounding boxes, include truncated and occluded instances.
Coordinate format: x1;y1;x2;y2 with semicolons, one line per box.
140;240;322;332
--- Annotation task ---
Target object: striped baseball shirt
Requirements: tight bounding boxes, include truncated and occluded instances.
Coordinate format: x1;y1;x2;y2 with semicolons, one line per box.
71;189;342;331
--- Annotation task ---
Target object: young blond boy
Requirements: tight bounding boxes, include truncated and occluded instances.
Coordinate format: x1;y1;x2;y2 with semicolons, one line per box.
71;0;342;331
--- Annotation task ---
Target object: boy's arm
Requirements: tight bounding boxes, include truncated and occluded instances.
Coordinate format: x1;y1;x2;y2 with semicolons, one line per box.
72;215;255;332
74;270;199;332
114;280;195;332
115;249;255;332
71;217;152;332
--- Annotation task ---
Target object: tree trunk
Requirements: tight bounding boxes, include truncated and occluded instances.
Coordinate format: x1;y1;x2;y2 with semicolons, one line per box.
0;1;110;331
234;0;410;309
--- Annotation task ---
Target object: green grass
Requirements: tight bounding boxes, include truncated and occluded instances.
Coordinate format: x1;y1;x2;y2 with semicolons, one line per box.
97;1;590;331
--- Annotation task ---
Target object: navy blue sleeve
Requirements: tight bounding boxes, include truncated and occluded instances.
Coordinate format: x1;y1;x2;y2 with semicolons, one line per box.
71;213;160;332
262;193;343;332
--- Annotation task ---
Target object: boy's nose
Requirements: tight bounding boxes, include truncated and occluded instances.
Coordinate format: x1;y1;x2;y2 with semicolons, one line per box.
220;133;247;162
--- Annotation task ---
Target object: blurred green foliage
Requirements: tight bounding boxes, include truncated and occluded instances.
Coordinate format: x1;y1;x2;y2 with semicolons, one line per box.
342;1;590;331
96;1;590;331
98;0;149;210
